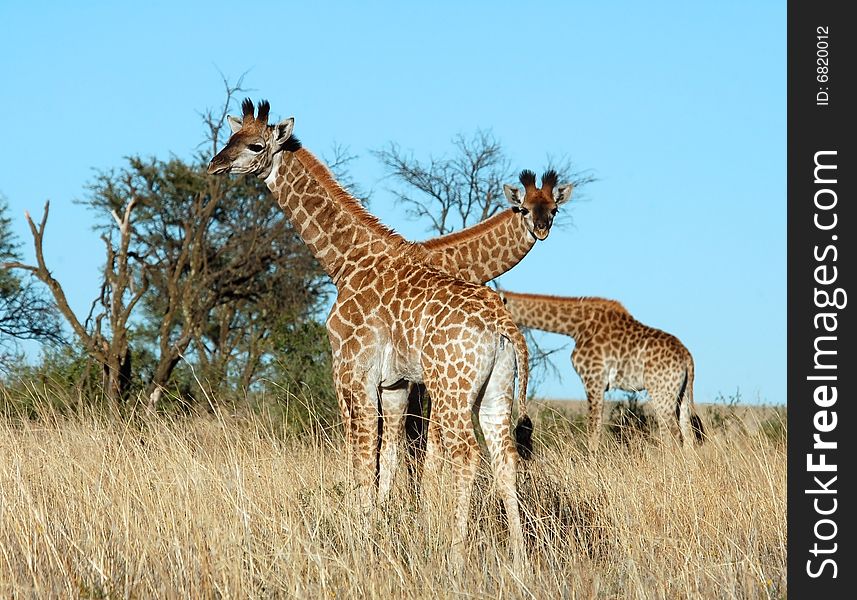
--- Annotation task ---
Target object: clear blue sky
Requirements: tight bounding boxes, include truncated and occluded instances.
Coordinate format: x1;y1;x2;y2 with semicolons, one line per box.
0;1;784;404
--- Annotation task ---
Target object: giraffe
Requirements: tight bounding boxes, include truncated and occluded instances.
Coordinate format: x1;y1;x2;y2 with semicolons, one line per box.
407;171;574;473
418;169;574;282
208;99;532;568
499;291;705;451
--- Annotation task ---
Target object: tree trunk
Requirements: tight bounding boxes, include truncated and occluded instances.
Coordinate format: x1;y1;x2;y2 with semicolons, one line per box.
147;354;181;410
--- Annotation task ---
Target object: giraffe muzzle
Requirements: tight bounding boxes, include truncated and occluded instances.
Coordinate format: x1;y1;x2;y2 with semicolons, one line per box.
208;160;229;175
533;227;550;240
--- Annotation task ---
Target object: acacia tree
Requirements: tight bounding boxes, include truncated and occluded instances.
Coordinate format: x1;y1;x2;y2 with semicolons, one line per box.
5;81;330;407
83;82;329;406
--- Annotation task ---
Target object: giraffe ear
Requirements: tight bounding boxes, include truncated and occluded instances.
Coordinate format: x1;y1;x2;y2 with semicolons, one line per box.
273;117;295;147
226;115;243;133
553;183;574;206
504;184;524;207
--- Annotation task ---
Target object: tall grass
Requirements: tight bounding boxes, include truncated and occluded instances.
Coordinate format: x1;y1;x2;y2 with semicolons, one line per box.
0;397;785;598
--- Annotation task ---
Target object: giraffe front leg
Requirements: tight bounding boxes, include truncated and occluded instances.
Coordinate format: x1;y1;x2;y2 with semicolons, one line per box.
378;384;410;504
333;366;380;513
583;381;605;453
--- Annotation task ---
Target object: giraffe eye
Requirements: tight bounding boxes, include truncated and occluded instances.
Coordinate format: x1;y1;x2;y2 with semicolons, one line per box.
247;144;265;153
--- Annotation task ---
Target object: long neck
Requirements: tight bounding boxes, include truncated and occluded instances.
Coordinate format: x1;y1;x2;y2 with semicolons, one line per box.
501;291;629;338
419;210;535;283
265;148;410;282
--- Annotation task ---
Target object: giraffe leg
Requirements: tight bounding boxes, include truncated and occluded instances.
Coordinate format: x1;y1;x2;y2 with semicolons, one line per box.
582;379;606;453
677;390;693;450
378;383;410;504
333;362;380;513
436;404;480;570
478;345;528;572
649;385;682;448
420;410;444;509
678;361;700;449
404;382;429;490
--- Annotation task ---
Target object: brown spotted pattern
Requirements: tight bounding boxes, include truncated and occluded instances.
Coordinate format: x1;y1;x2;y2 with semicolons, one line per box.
208;100;531;569
501;291;703;451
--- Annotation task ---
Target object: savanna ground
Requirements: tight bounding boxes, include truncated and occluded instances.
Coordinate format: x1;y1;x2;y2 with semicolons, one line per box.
0;389;785;599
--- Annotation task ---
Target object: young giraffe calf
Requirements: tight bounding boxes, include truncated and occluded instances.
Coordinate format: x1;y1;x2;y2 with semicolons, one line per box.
500;292;704;450
208;100;532;569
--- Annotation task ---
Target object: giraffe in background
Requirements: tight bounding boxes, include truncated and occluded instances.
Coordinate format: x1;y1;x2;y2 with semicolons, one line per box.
500;291;705;450
419;169;573;281
208;99;531;568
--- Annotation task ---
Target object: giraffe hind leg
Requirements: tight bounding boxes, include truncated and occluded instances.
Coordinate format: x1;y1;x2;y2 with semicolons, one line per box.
378;383;410;504
404;382;430;491
436;402;480;570
676;373;694;450
650;383;683;448
478;345;528;571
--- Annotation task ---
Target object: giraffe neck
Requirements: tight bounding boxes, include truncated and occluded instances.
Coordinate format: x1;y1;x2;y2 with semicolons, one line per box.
265;148;410;282
501;292;630;339
419;210;535;283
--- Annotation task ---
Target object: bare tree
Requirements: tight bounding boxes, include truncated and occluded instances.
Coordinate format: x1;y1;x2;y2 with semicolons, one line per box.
0;198;63;367
374;130;510;235
324;142;372;207
375;130;595;238
2;199;145;401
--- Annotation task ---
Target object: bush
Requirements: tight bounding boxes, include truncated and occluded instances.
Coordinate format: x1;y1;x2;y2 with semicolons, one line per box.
607;392;653;446
707;388;748;436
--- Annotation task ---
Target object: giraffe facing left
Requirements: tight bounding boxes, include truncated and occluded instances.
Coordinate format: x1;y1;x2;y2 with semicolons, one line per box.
208;99;532;569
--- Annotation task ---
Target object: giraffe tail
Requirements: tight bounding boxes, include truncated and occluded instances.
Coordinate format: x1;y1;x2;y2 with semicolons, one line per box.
501;314;533;460
685;357;706;445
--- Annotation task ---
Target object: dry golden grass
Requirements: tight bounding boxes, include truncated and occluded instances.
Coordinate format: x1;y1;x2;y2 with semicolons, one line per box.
0;401;785;599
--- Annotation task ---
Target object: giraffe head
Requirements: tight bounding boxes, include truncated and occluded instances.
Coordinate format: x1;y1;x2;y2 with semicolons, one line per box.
503;169;573;240
208;99;299;178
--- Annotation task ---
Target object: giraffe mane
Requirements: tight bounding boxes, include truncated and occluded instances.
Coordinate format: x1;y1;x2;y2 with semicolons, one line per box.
420;209;517;250
501;291;630;315
292;148;412;251
571;296;629;313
